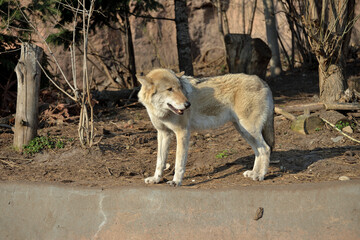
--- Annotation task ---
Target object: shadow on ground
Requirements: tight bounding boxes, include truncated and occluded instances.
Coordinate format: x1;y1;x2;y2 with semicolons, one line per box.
185;145;359;186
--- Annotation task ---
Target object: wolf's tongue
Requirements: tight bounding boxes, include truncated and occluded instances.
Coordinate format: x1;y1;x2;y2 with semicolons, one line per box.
167;103;184;115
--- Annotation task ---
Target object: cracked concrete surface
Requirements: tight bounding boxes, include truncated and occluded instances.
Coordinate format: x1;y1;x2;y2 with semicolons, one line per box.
1;180;359;240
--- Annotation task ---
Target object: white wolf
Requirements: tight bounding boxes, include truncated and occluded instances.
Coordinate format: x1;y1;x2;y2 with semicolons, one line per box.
138;68;274;186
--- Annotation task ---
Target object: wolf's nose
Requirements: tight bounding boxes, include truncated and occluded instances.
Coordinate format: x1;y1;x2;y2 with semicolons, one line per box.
184;101;191;109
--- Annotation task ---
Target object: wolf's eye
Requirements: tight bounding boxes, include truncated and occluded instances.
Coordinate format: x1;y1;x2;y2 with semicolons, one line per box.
167;87;173;92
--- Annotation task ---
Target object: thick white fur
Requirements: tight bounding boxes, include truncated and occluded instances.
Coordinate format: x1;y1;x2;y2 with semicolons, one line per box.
138;68;274;186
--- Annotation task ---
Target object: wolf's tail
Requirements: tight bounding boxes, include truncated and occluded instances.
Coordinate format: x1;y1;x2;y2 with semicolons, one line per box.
262;106;275;152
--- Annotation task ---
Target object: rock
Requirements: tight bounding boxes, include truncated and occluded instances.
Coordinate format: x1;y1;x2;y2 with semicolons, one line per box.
338;176;350;181
331;136;343;143
165;163;171;171
189;140;196;147
232;136;241;142
254;207;264;221
225;34;271;79
342;126;353;134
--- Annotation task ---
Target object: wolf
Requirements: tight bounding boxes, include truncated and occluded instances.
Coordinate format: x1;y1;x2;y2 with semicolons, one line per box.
137;68;274;187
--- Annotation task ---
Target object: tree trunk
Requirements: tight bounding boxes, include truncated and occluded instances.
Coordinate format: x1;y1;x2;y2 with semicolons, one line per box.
262;0;282;77
316;0;355;103
174;0;194;75
215;0;224;35
215;0;230;72
319;62;345;103
13;43;43;150
247;0;258;35
125;12;137;88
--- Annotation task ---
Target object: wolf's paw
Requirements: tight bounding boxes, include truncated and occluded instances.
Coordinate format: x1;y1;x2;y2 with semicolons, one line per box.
243;170;265;181
166;180;182;187
144;176;161;184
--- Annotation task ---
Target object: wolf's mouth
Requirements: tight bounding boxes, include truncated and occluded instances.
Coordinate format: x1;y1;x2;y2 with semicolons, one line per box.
167;103;185;115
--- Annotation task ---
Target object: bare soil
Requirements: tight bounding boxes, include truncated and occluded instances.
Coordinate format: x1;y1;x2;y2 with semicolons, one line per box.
1;69;360;189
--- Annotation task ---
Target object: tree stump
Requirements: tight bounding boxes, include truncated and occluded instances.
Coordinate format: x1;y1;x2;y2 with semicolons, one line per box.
13;43;43;150
224;34;271;79
290;114;324;135
319;64;345;103
275;107;324;135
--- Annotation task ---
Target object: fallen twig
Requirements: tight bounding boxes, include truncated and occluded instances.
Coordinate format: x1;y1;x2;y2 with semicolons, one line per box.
164;167;175;178
320;117;360;144
0;124;14;132
106;167;113;176
118;102;141;109
92;136;103;146
0;156;33;161
0;159;17;168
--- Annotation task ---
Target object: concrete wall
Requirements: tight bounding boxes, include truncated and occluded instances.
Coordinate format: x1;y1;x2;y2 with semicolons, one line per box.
1;180;359;239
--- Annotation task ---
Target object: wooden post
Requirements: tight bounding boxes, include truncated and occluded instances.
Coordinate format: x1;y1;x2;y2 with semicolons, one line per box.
13;43;43;150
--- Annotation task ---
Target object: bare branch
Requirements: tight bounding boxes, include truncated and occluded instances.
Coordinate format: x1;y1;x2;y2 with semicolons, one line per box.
70;1;80;101
247;0;257;35
15;1;76;93
36;60;76;101
129;12;175;21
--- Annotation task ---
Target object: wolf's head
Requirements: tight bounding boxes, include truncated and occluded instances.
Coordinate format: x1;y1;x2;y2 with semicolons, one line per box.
137;69;191;117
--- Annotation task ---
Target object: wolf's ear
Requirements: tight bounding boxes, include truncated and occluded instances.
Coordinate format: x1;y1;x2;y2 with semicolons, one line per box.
137;74;152;87
175;71;185;78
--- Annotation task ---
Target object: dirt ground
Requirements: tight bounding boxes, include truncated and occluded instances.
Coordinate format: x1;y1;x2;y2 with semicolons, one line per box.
0;67;360;189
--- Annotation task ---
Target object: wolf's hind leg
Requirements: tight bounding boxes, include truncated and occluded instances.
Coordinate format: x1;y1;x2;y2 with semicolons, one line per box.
145;130;171;184
233;121;270;181
242;140;270;181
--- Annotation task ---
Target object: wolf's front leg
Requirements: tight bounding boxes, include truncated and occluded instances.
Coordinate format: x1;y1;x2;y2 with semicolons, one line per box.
167;129;190;187
145;130;171;184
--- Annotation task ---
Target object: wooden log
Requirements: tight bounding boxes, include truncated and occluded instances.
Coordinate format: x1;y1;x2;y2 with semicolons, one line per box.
278;102;360;113
347;112;360;117
281;103;325;113
325;103;360;111
13;43;43;150
274;106;296;121
318;110;347;125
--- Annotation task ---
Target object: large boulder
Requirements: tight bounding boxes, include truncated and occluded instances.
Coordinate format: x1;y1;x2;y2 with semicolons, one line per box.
225;34;271;79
